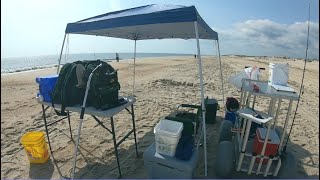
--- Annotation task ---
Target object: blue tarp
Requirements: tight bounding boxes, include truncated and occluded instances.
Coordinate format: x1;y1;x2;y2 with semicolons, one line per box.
65;4;218;40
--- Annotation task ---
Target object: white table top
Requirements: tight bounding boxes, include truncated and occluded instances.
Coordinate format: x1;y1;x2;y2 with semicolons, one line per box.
38;96;136;117
231;79;299;100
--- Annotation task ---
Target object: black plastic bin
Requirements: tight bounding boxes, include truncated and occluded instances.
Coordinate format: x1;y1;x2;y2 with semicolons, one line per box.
205;98;218;124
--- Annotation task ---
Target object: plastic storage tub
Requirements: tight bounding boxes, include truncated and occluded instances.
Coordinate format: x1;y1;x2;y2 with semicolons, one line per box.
143;142;199;179
268;63;289;86
154;119;183;156
36;74;58;102
20;131;49;163
253;128;280;163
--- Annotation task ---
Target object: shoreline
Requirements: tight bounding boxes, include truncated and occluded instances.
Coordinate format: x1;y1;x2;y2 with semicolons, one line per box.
1;56;194;76
2;54;316;76
1;53;317;75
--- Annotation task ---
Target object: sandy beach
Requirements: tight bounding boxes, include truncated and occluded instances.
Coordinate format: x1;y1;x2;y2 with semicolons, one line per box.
1;56;319;179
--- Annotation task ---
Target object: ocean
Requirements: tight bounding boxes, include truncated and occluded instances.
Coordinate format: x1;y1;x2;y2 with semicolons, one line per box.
1;53;195;74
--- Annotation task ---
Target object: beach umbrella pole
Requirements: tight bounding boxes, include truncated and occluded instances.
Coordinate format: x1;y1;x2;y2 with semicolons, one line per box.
71;64;103;179
57;33;67;74
194;21;208;176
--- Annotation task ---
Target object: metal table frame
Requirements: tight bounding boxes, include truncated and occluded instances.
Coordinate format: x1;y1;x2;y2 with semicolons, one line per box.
39;96;138;178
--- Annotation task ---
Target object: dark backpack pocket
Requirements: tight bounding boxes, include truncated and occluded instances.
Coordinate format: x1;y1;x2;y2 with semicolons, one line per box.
93;83;120;109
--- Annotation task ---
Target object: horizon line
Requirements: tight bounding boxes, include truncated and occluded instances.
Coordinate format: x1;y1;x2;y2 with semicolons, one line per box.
1;52;318;60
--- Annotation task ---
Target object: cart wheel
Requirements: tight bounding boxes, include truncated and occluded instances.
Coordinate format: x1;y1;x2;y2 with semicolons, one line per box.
219;120;233;142
215;141;234;178
277;151;297;178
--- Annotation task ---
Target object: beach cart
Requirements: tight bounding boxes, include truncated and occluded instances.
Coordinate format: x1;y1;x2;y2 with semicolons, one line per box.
165;97;218;147
165;104;202;139
143;101;207;179
215;78;299;178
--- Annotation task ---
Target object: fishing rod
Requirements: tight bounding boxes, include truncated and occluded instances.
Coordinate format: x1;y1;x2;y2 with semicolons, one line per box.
282;2;311;153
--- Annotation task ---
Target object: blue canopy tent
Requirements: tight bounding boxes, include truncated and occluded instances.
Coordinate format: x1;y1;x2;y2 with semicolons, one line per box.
57;4;225;178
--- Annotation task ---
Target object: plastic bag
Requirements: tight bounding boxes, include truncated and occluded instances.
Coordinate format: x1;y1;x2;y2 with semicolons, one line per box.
229;66;261;90
244;66;260;80
247;66;261;92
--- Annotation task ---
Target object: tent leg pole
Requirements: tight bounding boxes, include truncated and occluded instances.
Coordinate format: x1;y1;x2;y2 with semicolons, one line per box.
194;21;207;176
216;40;225;106
57;33;67;74
133;40;137;96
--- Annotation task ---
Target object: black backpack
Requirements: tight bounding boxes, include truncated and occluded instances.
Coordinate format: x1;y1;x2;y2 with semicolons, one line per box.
84;60;120;108
51;60;120;115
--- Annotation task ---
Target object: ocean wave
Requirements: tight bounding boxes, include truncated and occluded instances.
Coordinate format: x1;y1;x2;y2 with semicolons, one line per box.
1;64;59;74
1;53;195;75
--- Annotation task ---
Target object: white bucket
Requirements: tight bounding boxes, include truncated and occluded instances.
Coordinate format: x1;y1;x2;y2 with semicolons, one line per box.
268;63;289;86
154;119;183;156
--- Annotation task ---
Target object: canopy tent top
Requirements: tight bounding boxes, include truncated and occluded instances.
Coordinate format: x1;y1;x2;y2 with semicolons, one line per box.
59;5;225;178
65;4;218;40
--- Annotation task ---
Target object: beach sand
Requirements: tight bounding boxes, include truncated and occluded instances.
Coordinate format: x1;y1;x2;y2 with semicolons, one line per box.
1;56;319;179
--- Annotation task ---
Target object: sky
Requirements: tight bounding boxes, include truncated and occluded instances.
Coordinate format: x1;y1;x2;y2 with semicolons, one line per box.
1;0;319;59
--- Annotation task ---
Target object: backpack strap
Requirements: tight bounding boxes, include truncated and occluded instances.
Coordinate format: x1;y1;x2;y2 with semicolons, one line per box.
50;63;75;116
50;92;67;116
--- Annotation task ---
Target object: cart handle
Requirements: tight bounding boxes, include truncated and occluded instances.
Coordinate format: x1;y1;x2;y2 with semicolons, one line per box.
180;104;201;109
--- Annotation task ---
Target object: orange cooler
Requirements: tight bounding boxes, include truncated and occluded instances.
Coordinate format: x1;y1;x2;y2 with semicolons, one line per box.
20;131;49;163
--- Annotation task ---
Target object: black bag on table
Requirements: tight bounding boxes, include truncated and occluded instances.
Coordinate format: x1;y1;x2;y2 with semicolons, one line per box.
51;60;121;115
83;60;120;108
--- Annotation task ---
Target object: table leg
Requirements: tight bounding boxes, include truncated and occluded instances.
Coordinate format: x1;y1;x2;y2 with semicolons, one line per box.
252;95;257;109
110;117;122;178
131;105;138;157
242;91;248;108
237;119;252;171
67;111;73;141
246;92;252;107
278;100;293;153
42;105;53;154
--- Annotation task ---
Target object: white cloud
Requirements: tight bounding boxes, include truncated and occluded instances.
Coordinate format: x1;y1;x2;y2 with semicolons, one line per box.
215;19;319;59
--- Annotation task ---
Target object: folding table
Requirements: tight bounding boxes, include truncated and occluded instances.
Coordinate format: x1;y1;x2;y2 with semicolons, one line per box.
38;96;138;178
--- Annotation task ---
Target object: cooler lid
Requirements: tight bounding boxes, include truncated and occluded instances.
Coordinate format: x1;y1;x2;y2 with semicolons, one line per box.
207;98;218;104
36;74;58;83
256;128;280;144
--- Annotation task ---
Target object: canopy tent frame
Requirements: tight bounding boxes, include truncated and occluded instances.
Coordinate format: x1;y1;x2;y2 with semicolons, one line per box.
132;40;137;96
55;4;225;178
